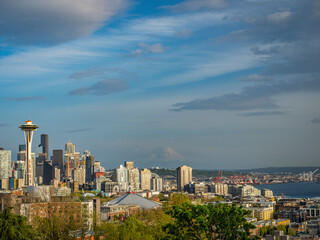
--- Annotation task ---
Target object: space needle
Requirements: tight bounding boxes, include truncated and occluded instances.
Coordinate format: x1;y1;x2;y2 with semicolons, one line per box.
19;120;38;186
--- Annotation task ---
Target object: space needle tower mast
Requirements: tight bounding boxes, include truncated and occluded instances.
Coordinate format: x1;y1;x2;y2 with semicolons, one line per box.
19;120;38;186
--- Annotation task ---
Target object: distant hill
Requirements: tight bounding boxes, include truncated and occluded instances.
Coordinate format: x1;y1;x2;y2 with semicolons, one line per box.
234;167;320;174
150;168;236;178
150;167;320;178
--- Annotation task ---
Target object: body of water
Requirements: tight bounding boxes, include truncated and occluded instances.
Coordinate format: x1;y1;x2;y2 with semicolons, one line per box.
255;181;320;198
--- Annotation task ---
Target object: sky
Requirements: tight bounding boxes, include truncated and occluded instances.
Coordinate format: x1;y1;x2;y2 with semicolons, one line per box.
0;0;320;170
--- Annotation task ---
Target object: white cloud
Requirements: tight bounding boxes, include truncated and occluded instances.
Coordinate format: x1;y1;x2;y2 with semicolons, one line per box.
0;0;129;44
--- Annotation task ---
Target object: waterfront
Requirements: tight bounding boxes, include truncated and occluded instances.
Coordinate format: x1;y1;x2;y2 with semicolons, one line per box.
255;181;320;198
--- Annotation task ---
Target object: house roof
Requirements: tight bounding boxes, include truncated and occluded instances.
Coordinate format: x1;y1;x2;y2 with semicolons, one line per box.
108;193;161;209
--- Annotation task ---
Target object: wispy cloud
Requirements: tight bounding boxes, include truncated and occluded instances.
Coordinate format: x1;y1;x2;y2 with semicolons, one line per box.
6;96;45;101
172;77;320;111
239;111;286;117
0;0;129;45
311;118;320;124
67;128;95;133
0;123;10;127
128;43;165;57
69;67;137;80
69;79;128;96
161;0;227;12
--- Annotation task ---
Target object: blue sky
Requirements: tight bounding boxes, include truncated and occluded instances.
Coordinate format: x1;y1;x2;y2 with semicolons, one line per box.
1;0;320;169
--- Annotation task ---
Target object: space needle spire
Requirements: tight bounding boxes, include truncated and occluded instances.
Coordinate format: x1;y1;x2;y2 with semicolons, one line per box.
19;120;38;186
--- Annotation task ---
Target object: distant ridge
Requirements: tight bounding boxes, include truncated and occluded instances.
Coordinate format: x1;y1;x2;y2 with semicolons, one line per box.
150;167;320;178
235;167;320;174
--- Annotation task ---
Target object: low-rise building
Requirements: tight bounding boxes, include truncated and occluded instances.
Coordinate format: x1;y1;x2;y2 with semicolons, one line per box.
101;204;139;221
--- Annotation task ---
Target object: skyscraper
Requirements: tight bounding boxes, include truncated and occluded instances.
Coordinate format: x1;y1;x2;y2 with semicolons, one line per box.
52;150;63;170
19;120;38;186
65;140;75;154
140;168;151;190
125;161;134;170
177;165;192;192
85;150;95;183
0;149;11;179
128;168;140;190
40;134;49;159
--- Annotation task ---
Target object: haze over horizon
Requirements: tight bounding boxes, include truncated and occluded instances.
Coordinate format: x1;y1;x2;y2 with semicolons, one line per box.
1;0;320;170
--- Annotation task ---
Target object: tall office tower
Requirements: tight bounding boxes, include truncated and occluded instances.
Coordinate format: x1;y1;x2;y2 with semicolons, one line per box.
151;173;163;191
125;161;134;170
19;144;26;152
176;165;192;192
115;165;129;183
40;134;49;159
128;168;140;190
43;161;53;185
19;120;38;186
52;150;63;170
85;151;95;183
72;167;86;185
35;153;46;179
17;144;26;161
0;149;11;179
115;165;129;192
140;168;151;190
65;140;75;154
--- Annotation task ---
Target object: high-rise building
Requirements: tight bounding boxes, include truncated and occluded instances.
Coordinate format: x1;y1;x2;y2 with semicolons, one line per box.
115;165;128;183
19;144;26;152
65;140;75;154
0;149;11;179
125;161;134;170
72;167;86;185
43;161;53;185
115;165;129;192
19;120;38;186
52;150;63;170
128;168;140;190
40;134;49;159
64;141;80;179
85;151;95;183
151;173;163;192
176;165;192;192
140;168;151;190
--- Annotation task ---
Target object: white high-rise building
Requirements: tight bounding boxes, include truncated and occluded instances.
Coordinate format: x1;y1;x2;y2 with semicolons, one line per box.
140;168;151;190
0;149;11;179
151;173;163;191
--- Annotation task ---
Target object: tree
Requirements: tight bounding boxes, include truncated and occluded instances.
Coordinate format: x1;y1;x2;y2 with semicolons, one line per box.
277;225;287;235
0;207;34;240
163;203;256;240
118;217;154;240
134;208;172;239
288;228;296;236
163;193;190;211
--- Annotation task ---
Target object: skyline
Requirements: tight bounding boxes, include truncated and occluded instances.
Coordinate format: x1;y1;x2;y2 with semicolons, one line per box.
0;0;320;169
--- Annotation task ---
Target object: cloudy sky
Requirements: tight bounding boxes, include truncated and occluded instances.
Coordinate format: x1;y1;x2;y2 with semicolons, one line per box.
1;0;319;170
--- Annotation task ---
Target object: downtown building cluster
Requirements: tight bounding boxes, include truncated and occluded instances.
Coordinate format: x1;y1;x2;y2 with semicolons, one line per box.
1;120;320;239
0;120;165;195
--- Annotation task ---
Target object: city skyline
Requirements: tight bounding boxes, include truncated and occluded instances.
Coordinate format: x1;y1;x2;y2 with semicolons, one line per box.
0;0;320;169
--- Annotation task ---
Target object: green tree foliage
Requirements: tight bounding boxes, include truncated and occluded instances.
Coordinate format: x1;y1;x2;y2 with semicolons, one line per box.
164;203;256;240
34;215;77;240
163;193;190;210
134;208;172;239
94;221;120;240
118;217;154;240
288;228;296;236
277;225;287;235
0;208;34;240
